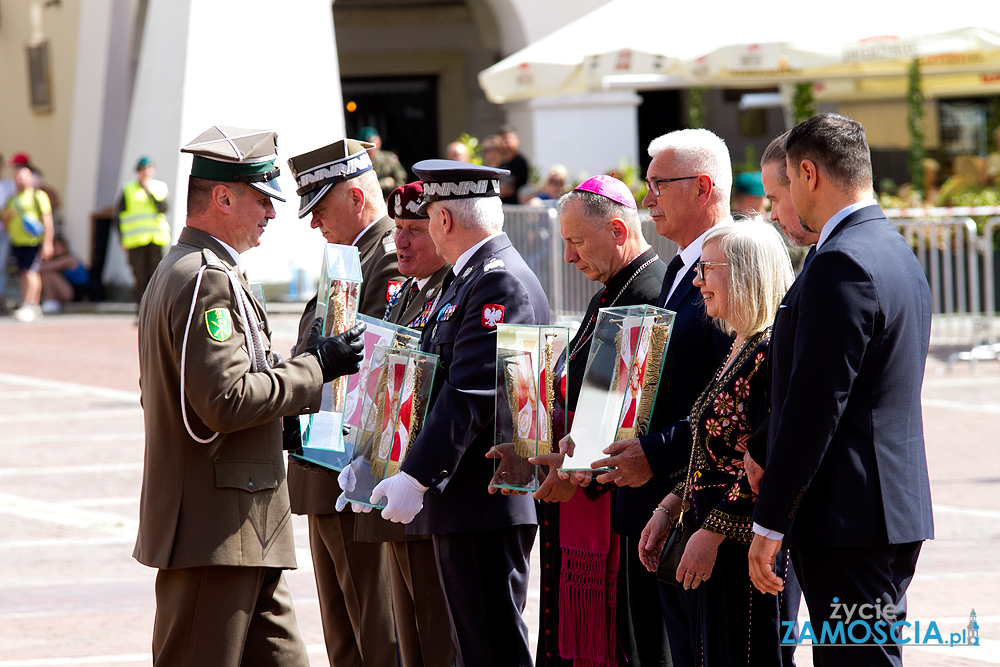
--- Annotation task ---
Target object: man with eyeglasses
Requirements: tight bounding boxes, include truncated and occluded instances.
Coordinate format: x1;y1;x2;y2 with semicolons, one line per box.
588;129;735;667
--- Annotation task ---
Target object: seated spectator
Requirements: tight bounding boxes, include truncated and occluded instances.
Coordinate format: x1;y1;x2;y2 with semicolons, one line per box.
40;235;90;313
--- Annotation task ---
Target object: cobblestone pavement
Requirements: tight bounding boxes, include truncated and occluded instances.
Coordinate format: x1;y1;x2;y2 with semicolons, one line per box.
0;311;997;666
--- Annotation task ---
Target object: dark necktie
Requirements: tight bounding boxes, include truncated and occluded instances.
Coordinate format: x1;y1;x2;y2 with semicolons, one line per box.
402;281;419;311
803;245;817;269
657;254;686;308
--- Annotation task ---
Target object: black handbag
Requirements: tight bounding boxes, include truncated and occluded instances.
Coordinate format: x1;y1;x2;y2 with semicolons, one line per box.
655;508;692;587
655;420;698;587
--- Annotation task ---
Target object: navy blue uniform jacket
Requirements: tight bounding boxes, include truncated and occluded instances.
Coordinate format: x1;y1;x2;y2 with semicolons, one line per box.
403;233;549;535
753;205;934;547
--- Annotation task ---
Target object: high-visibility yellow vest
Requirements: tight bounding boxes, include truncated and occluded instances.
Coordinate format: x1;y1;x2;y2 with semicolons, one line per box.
119;180;170;249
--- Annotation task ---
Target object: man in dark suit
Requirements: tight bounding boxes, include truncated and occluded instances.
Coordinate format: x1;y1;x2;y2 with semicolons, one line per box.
531;175;666;667
134;126;364;667
749;114;934;667
761;130;819;277
589;130;734;667
284;138;404;666
370;160;549;667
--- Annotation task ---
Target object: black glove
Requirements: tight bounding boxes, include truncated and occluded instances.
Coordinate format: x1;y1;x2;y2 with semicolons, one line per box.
282;415;302;451
302;318;366;383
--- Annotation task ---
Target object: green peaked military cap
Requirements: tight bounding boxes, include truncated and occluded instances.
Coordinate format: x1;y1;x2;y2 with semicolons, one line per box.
181;125;285;201
287;139;375;219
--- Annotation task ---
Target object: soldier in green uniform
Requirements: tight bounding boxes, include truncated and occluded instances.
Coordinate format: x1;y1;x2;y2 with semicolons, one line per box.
133;125;365;667
348;180;454;667
285;138;405;666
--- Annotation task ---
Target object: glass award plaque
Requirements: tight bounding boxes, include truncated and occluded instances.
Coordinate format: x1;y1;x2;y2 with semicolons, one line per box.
344;345;439;508
559;305;675;472
490;324;569;492
297;244;364;469
343;314;420;447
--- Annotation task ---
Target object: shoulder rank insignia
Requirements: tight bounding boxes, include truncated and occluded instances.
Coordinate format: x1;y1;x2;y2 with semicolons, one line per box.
483;258;505;272
437;303;458;321
482;304;504;328
387;280;403;303
382;232;397;253
205;308;233;342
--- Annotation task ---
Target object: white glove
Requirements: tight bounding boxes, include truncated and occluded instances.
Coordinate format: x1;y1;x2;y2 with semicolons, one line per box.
336;462;373;512
370;471;428;524
338;464;357;493
335;491;350;512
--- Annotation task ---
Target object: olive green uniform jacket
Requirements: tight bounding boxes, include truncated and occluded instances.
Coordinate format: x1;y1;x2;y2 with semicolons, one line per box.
133;227;324;570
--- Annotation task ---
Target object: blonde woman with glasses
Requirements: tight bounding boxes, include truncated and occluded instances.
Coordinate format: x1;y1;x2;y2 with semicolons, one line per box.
638;217;793;666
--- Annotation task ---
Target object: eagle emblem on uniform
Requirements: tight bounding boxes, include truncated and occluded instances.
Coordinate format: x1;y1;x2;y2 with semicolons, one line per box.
482;304;505;328
387;280;403;303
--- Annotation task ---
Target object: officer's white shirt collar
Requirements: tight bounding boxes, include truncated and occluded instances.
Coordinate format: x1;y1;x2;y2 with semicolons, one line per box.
815;198;878;250
416;275;432;290
664;217;734;303
453;233;500;277
352;220;378;247
214;237;243;268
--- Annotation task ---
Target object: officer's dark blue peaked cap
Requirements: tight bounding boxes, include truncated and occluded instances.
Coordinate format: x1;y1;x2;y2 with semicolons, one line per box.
411;159;510;213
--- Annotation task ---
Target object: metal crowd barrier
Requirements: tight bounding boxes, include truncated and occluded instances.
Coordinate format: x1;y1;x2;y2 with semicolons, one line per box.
504;204;999;357
502;205;677;322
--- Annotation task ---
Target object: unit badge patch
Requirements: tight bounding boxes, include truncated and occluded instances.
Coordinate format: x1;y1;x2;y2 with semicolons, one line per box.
482;304;504;328
483;258;505;272
205;308;233;342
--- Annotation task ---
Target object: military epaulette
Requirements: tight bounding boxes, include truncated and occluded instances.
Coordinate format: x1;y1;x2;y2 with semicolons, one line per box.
483;257;505;272
381;229;397;253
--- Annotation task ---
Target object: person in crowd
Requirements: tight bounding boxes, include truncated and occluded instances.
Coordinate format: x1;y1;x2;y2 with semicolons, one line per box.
132;124;365;667
383;180;451;327
534;164;570;202
481;134;505;168
585;129;734;667
748;114;934;667
39;235;89;312
0;155;17;310
754;129;812;667
362;180;455;667
498;125;531;203
359;125;408;200
446;140;472;163
731;171;768;215
760;131;819;276
638;218;792;666
284;138;404;666
371;160;548;667
530;175;666;667
2;161;54;322
117;155;170;305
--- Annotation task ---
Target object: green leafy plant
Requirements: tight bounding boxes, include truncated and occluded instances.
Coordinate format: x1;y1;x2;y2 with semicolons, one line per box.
792;82;817;124
456;133;483;165
688;87;706;129
907;58;926;197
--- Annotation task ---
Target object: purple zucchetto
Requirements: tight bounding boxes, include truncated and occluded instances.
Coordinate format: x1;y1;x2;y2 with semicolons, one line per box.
573;174;637;210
